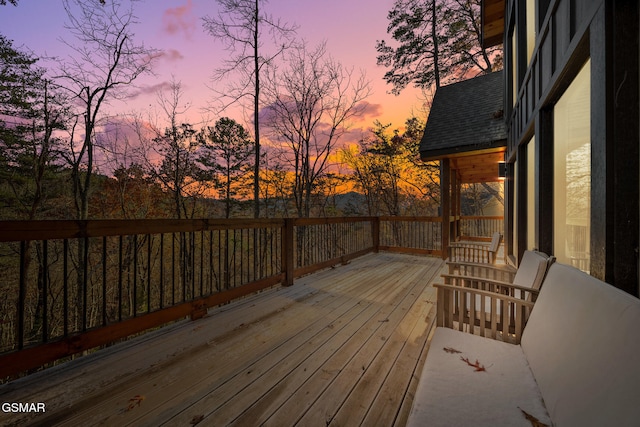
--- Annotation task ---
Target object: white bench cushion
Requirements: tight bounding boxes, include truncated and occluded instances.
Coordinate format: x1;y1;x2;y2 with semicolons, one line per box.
408;327;550;427
521;263;640;427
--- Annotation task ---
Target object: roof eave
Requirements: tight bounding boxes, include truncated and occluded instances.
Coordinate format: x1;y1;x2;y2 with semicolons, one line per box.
482;0;505;48
420;140;507;162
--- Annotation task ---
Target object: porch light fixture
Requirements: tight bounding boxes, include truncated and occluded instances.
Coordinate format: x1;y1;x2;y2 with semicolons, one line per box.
498;162;506;179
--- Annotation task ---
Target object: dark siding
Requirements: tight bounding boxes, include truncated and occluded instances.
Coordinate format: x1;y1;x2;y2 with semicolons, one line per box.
504;0;638;295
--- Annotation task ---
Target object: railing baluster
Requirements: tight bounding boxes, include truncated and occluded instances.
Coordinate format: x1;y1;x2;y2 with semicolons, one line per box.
200;230;204;298
133;235;138;317
171;233;176;305
191;231;196;300
82;237;88;332
147;235;151;313
63;239;69;337
181;232;186;302
239;228;243;287
160;234;165;309
118;236;123;322
233;229;238;288
102;236;107;327
42;240;48;343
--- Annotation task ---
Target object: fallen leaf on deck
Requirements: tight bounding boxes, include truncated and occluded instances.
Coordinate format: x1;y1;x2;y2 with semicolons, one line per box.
460;356;486;372
190;414;205;425
443;347;462;354
519;407;549;427
126;395;144;411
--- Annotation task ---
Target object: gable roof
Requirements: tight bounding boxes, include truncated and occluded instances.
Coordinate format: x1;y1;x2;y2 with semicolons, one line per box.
419;71;506;161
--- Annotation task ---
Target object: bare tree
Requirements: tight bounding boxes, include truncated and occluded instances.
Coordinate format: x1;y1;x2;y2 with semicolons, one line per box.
263;42;371;218
52;0;156;331
202;0;297;218
146;80;206;219
56;0;155;220
260;151;292;217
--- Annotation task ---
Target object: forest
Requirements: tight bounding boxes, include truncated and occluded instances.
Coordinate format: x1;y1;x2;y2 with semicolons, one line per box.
0;0;503;222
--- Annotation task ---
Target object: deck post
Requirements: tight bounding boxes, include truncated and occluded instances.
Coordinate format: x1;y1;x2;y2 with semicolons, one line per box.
441;159;451;259
372;217;380;252
282;218;295;286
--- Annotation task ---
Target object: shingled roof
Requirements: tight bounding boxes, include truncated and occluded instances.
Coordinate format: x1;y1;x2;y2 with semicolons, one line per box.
419;71;506;160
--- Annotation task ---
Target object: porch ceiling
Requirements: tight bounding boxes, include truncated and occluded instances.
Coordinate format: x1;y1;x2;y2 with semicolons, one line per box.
482;0;505;48
449;149;506;183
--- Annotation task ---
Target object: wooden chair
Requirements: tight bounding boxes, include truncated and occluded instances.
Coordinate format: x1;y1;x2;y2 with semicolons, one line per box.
447;231;502;265
437;250;555;342
446;260;516;282
445;250;554;297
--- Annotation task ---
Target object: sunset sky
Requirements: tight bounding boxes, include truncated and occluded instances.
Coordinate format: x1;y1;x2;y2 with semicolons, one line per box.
1;0;427;136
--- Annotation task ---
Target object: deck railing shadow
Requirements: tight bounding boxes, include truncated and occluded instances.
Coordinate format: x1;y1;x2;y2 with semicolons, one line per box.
0;216;448;380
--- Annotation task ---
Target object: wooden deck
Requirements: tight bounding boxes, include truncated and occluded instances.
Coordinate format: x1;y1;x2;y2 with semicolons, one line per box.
0;252;444;427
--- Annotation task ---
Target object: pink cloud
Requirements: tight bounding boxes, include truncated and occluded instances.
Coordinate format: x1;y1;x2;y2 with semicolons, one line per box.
162;0;195;37
129;81;174;99
155;49;185;62
354;102;383;121
95;117;164;173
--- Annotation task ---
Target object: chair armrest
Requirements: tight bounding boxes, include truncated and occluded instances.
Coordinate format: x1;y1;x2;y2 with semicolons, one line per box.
446;261;517;281
440;274;540;302
435;283;535;344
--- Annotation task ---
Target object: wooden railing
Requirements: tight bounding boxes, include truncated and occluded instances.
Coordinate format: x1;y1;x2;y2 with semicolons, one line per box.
459;216;504;241
379;216;441;255
0;216;441;379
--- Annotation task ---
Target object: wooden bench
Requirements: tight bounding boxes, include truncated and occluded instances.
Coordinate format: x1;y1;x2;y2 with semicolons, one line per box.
447;232;502;264
408;262;640;426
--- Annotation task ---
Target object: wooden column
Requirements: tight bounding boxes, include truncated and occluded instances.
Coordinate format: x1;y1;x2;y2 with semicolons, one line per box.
451;169;460;241
371;217;380;253
504;161;515;264
441;158;451;259
516;143;528;262
282;219;295;286
450;167;456;241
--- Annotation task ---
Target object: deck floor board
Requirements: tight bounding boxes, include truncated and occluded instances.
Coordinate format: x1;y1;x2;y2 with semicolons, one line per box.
0;252;443;427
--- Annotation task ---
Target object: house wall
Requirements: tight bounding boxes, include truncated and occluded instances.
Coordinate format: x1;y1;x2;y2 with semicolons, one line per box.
503;0;639;296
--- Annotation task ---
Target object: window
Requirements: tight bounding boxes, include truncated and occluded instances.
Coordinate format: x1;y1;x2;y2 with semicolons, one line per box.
553;59;591;271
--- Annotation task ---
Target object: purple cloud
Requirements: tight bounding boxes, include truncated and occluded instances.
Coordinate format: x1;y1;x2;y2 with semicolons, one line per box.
129;81;174;100
354;102;383;121
162;0;196;37
154;49;185;63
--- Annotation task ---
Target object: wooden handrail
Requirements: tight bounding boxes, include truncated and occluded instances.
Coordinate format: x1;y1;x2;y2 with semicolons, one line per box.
0;218;286;242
